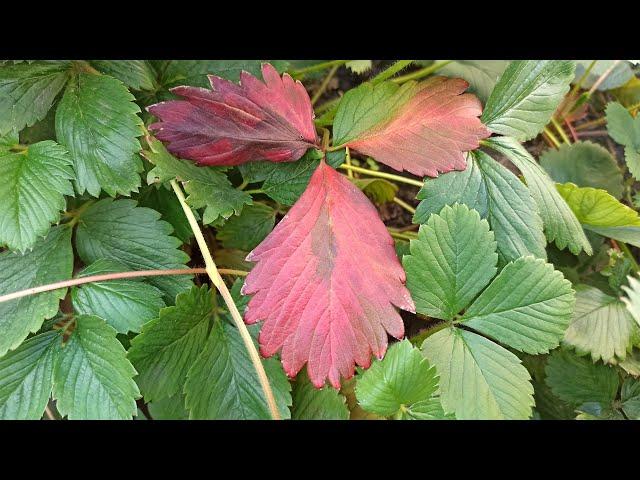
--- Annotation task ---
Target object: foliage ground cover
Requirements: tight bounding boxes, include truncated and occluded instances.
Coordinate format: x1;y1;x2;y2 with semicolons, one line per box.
1;59;640;420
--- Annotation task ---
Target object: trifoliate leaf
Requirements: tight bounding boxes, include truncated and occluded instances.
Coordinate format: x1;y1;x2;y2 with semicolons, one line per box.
574;60;634;91
421;327;534;419
352;178;398;204
356;340;439;417
403;204;498;320
557;182;640;248
440;60;510;103
89;60;157;91
462;256;575;355
333;78;489;176
0;330;61;420
564;285;636;363
53;315;139;419
485;136;592;256
539;141;624;199
127;286;213;402
72;259;166;334
143;135;252;224
0;140;74;252
75;198;192;302
216;203;275;251
242;161;415;388
184;320;292;420
545;348;619;406
415;152;547;264
149;63;318;166
0;226;73;357
291;372;349;420
481;60;575;141
55;72;143;197
605;101;640;181
0;61;71;135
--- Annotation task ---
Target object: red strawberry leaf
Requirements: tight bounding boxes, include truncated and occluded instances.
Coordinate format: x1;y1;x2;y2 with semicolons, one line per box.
148;63;319;166
242;160;415;388
333;77;491;177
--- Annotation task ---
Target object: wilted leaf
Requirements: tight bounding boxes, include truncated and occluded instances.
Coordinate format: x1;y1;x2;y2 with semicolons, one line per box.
242;161;415;388
149;63;318;166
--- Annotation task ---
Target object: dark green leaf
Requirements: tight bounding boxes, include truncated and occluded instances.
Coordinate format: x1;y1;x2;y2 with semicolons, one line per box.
127;286;213;402
0;226;73;357
75;198;192;302
216;203;275;251
0;140;74;252
0;61;71;135
55;73;143;196
545;348;619;406
0;330;61;419
72;259;166;334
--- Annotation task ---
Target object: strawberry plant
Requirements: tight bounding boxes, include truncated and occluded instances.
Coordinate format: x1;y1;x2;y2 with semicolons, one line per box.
1;59;640;420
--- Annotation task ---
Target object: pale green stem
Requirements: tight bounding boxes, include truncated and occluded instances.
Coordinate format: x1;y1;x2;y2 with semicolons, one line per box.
338;164;424;188
371;60;413;84
393;197;416;214
391;60;453;84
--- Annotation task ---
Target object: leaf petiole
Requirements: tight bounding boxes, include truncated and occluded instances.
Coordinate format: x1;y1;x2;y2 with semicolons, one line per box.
338;163;424;188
